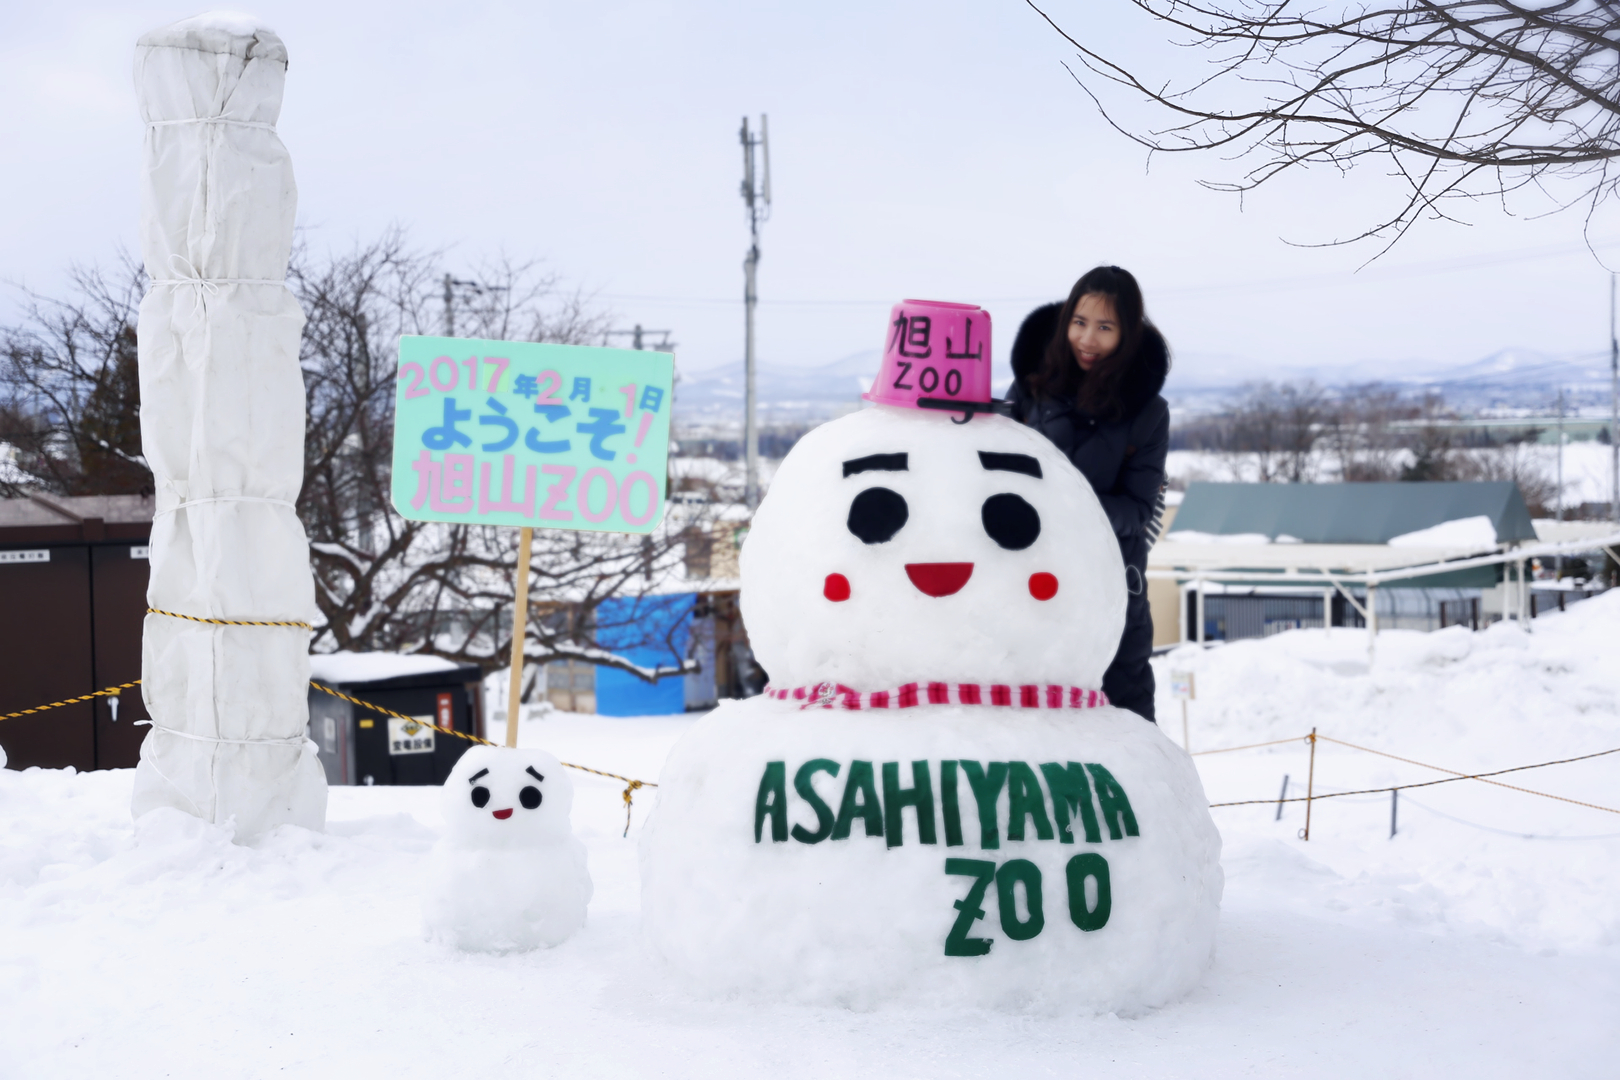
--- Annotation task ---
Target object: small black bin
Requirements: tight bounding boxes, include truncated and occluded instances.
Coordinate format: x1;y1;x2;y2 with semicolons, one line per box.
307;655;485;786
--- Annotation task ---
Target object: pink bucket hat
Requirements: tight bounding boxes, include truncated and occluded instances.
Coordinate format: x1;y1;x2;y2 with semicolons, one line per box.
863;299;1006;421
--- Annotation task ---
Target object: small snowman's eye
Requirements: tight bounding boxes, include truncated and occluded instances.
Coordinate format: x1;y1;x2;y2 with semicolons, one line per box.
847;487;908;544
520;786;542;810
470;786;491;808
982;493;1041;550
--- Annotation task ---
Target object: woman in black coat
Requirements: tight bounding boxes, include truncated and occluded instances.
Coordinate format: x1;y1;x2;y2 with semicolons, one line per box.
1007;266;1169;722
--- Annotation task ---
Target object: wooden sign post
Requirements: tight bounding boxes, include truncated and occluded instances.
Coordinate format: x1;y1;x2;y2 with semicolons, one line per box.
505;526;534;747
390;336;675;746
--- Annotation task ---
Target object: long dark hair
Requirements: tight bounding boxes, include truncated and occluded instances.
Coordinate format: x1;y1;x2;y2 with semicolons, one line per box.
1031;265;1149;420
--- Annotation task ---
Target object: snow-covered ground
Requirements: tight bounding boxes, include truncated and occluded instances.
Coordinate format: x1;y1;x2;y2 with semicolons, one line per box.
3;596;1618;1077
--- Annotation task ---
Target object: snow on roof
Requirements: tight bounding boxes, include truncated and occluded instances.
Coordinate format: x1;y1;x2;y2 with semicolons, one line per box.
0;494;155;527
1148;539;1492;576
308;651;466;685
1534;519;1620;544
1388;516;1497;549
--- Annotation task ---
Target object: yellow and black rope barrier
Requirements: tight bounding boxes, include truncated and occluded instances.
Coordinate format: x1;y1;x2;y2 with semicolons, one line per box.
0;680;142;722
310;681;656;835
0;675;656;835
147;607;313;631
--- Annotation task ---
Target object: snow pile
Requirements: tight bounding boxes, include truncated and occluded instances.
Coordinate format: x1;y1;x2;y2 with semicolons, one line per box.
643;406;1220;1009
0;632;1617;1072
422;746;590;951
1388;514;1498;548
1157;589;1620;954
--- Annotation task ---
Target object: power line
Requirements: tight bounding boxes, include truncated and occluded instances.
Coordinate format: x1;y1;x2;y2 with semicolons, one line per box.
595;235;1620;309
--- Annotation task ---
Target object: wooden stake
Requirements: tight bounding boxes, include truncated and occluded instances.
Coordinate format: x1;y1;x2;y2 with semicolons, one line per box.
505;526;534;749
1301;727;1317;841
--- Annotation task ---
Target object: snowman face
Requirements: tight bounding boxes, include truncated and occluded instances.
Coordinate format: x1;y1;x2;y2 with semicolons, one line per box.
740;406;1126;690
440;746;575;849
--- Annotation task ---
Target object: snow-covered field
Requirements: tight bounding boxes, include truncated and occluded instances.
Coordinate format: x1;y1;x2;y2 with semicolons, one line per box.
3;595;1618;1077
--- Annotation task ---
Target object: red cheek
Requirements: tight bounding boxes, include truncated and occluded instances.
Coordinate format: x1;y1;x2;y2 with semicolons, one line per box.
823;573;851;602
1028;572;1059;601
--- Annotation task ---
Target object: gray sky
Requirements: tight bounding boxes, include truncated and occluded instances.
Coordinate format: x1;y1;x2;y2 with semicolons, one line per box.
4;1;1618;387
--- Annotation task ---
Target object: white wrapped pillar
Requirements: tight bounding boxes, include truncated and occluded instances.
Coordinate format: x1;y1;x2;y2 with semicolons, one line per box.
132;14;325;838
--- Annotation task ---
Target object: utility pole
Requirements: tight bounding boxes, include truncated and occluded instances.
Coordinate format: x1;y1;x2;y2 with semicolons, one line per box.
1556;387;1564;578
443;273;504;337
739;114;771;510
604;324;676;353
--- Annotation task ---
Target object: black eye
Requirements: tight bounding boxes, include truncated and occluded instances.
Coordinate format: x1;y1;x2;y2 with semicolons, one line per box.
471;786;490;808
520;785;542;810
982;493;1041;550
847;487;908;544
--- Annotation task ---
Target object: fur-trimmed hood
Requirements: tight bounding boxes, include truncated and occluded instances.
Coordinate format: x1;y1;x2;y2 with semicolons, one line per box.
1009;301;1170;421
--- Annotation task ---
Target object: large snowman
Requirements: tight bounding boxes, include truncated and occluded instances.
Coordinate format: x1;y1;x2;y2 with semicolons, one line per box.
641;300;1221;1010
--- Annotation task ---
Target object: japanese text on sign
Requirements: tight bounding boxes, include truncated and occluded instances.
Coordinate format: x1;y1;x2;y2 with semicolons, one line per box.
391;337;674;534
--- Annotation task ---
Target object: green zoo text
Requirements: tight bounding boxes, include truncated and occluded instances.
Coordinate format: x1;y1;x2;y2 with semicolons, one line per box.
753;759;1135;956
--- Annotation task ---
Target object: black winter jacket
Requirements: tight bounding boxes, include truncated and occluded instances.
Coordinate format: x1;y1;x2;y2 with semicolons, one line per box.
1007;302;1170;721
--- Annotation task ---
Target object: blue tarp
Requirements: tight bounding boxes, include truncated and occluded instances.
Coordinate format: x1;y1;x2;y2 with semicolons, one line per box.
593;593;695;716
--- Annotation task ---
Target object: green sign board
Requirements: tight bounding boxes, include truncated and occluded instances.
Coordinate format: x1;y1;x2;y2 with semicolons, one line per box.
391;336;674;534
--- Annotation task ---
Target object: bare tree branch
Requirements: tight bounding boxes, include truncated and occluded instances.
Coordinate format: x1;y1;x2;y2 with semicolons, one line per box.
1030;0;1620;246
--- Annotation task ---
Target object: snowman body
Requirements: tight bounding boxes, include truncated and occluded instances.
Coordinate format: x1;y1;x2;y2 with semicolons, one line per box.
640;406;1222;1010
424;746;592;952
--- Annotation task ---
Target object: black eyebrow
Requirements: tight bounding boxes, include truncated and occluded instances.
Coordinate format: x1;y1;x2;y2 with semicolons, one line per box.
979;452;1042;479
843;453;908;477
468;768;489;783
526;766;545;782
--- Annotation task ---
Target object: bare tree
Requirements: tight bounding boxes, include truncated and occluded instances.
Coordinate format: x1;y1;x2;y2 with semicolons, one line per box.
1226;380;1326;480
1;256;150;496
1315;383;1458;480
1030;0;1620;247
3;234;703;691
1453;439;1560;514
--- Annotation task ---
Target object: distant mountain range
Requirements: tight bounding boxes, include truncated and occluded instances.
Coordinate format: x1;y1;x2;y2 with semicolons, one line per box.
674;346;1615;430
1167;347;1615;414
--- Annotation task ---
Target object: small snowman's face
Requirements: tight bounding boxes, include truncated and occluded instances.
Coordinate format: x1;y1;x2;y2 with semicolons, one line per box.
440;746;575;849
740;407;1126;690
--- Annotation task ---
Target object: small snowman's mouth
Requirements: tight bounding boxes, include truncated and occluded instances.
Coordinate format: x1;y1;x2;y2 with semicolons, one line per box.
905;562;974;597
492;808;514;820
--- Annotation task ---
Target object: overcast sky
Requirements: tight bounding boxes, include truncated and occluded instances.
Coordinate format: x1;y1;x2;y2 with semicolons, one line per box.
4;1;1618;388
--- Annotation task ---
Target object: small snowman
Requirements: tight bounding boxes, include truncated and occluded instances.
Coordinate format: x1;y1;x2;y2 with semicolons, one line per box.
423;745;592;952
640;300;1222;1011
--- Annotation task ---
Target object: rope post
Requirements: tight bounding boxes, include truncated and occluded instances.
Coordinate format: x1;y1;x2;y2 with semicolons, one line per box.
1390;788;1399;839
1275;774;1289;821
504;526;535;749
1367;583;1378;662
1300;728;1317;841
1195;577;1206;645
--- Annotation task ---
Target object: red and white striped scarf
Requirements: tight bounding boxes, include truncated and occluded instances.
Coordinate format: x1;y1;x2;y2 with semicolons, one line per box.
764;681;1109;712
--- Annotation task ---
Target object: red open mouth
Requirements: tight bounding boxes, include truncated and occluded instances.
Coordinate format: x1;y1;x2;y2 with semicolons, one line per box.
904;562;974;597
492;808;514;820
